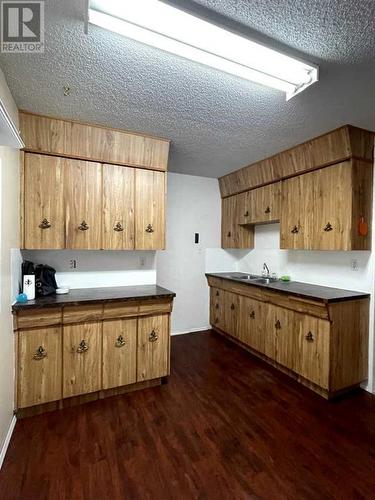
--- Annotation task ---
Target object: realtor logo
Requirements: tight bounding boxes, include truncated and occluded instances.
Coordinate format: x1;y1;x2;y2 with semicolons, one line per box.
1;1;44;53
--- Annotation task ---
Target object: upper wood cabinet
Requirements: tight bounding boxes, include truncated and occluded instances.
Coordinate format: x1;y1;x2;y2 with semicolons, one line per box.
280;160;372;250
22;154;166;250
135;169;165;250
64;159;102;250
222;196;254;249
20;111;170;171
249;183;281;224
24;154;65;249
102;164;135;250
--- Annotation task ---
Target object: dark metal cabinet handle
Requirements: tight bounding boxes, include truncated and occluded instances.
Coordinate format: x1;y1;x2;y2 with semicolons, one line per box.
275;320;281;330
76;340;89;353
146;224;154;233
216;291;219;297
265;206;271;214
324;222;333;232
227;231;231;237
113;222;124;232
231;303;235;310
33;346;47;360
215;303;219;309
149;329;159;342
39;218;51;229
291;225;299;234
305;331;314;342
250;310;255;319
78;221;89;231
115;335;126;347
244;211;249;217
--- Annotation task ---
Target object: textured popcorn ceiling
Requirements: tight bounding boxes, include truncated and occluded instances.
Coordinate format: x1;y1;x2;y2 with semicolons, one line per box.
1;0;375;178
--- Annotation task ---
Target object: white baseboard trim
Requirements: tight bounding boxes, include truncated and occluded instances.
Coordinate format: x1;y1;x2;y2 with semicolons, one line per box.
0;415;16;470
171;326;210;336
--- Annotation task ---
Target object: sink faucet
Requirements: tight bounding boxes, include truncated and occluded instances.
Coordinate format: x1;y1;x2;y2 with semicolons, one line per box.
262;263;270;278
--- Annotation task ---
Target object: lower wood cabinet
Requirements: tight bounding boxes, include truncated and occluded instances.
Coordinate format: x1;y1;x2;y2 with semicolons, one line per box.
207;276;369;399
137;315;170;381
14;298;173;414
18;326;62;408
63;321;102;398
102;318;137;390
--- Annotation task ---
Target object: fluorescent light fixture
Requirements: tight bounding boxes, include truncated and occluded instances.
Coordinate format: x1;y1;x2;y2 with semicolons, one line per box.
89;0;318;100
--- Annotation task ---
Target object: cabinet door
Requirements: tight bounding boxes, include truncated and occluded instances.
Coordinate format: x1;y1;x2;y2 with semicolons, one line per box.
265;304;296;370
295;314;330;388
24;154;64;249
280;172;315;249
63;322;102;398
135;169;165;250
223;291;239;338
314;162;352;250
238;295;265;353
102;318;137;390
18;326;62;408
137;314;169;381
237;192;252;225
210;287;225;331
222;196;254;249
137;314;169;382
64;159;102;249
102;164;135;250
250;183;281;224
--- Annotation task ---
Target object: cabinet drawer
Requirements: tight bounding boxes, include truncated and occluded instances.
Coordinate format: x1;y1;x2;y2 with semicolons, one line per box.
63;304;103;324
263;290;329;320
18;326;62;408
16;308;62;329
138;299;172;316
103;301;139;319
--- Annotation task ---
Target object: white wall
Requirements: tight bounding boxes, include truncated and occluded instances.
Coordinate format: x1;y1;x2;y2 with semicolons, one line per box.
0;70;20;463
21;250;157;288
157;172;221;334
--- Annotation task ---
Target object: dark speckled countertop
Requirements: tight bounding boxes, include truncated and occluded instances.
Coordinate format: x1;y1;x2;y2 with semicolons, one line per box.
12;285;176;312
206;273;369;303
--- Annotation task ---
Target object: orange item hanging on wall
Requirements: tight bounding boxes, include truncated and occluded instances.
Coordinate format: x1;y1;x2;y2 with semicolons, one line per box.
358;217;368;237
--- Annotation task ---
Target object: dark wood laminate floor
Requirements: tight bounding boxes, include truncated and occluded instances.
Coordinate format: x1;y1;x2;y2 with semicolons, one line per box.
1;331;375;500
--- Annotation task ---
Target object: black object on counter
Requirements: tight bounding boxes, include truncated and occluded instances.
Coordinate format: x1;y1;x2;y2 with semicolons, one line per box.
35;265;58;297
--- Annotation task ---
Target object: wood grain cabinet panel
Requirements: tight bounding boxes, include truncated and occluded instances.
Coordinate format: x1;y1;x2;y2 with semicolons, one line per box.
63;321;102;398
135;169;165;250
24;154;65;249
280;171;315;250
238;295;265;353
222;196;254;249
18;327;62;408
223;291;239;339
210;287;225;331
295;314;330;389
265;304;296;371
102;318;137;390
314;162;352;250
102;164;135;250
64;159;102;249
137;315;169;381
236;191;252;225
249;182;281;224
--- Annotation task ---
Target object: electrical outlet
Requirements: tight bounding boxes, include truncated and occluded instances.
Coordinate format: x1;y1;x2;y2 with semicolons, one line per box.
70;259;77;270
351;259;359;271
140;257;145;267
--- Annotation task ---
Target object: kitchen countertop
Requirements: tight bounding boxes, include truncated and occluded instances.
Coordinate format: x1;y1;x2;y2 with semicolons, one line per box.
206;272;370;303
12;285;176;312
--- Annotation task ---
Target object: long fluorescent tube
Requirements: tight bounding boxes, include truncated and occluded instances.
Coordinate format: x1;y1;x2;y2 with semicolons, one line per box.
89;0;318;100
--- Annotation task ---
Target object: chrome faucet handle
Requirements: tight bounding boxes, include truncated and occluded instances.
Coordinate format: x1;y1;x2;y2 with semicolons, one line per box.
262;262;270;277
